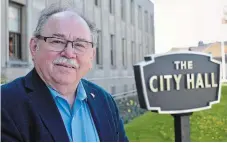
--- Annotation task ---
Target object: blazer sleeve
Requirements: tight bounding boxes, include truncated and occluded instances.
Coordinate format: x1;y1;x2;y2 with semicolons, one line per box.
1;108;23;142
118;118;129;142
109;96;129;142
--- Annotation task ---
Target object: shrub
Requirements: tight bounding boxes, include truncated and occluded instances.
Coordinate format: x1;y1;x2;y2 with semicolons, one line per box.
114;96;146;124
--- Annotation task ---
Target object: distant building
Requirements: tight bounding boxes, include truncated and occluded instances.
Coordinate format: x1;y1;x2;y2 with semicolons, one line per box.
189;41;227;57
168;47;189;52
189;41;227;79
168;41;227;79
1;0;155;96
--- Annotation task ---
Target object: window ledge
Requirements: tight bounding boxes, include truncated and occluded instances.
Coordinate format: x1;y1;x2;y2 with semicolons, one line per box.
111;65;117;69
122;66;127;70
96;64;103;69
7;60;31;68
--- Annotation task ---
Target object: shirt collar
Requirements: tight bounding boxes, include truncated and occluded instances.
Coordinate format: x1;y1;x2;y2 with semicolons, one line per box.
76;81;87;101
47;81;87;101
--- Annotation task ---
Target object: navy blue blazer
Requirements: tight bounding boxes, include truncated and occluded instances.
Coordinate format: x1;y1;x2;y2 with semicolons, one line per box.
1;69;128;142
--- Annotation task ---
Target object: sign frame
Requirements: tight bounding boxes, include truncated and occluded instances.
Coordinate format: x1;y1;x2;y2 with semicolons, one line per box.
134;51;222;114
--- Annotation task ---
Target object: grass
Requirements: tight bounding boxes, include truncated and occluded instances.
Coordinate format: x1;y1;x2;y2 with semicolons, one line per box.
124;86;227;142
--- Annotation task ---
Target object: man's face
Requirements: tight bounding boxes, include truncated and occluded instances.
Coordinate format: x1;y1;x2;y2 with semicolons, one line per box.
30;12;95;85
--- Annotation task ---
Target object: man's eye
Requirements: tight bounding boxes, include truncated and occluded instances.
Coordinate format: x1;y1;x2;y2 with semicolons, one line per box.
74;43;85;48
52;40;65;44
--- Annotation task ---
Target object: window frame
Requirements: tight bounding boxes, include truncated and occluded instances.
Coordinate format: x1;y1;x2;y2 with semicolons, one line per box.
110;34;116;68
121;0;125;21
122;38;127;68
96;30;103;68
130;0;135;25
8;2;23;61
109;0;114;14
94;0;99;7
138;5;142;29
144;10;148;32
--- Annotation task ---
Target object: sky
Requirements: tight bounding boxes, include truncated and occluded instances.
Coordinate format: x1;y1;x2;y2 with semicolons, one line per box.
151;0;227;53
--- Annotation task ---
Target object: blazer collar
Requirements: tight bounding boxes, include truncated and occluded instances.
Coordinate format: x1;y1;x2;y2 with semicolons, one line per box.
24;69;69;142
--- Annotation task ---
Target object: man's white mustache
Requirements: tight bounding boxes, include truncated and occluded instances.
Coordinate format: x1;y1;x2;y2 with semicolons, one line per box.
53;57;80;69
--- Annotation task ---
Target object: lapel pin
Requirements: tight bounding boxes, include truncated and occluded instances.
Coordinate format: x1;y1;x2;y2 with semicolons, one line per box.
90;93;95;98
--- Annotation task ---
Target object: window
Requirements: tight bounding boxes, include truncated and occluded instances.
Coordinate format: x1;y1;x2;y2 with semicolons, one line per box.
109;0;114;14
144;11;148;32
132;84;136;90
121;0;125;21
138;44;140;61
131;41;136;64
146;45;149;53
9;33;21;60
124;84;128;95
122;38;127;67
111;86;116;94
138;6;142;29
96;30;103;67
9;2;22;61
110;34;116;67
150;14;154;35
139;44;143;60
130;0;135;25
95;0;99;6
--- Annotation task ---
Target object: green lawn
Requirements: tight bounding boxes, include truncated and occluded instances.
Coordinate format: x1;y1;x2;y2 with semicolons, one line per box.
125;86;227;142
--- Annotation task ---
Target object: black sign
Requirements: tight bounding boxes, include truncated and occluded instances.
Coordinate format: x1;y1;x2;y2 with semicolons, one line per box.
133;52;221;114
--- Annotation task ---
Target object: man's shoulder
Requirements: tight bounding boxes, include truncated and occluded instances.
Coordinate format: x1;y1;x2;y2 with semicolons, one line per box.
1;77;25;93
1;76;29;107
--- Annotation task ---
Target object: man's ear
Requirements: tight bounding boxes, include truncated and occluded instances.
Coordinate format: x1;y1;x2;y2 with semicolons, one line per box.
29;38;38;58
91;48;96;60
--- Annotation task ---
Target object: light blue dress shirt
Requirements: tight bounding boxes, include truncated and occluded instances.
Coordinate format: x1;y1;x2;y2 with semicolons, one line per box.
47;81;100;142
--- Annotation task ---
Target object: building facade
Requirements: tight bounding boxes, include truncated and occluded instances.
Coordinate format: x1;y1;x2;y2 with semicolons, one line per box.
1;0;155;96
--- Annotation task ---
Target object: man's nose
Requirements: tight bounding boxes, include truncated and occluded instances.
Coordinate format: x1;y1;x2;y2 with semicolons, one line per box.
61;42;75;58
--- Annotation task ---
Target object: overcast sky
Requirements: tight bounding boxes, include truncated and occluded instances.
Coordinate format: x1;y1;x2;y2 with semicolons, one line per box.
151;0;227;53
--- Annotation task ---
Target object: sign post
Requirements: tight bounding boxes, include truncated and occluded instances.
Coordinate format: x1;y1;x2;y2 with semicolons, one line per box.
172;113;192;142
133;52;221;142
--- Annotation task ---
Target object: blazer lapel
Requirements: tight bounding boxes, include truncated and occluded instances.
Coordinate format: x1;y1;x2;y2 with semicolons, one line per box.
24;69;69;142
82;80;115;142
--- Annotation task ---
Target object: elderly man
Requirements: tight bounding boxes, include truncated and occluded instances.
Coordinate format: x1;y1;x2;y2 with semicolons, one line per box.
1;3;128;142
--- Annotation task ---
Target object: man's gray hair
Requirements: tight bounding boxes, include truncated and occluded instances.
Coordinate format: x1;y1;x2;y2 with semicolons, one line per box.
33;2;97;47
